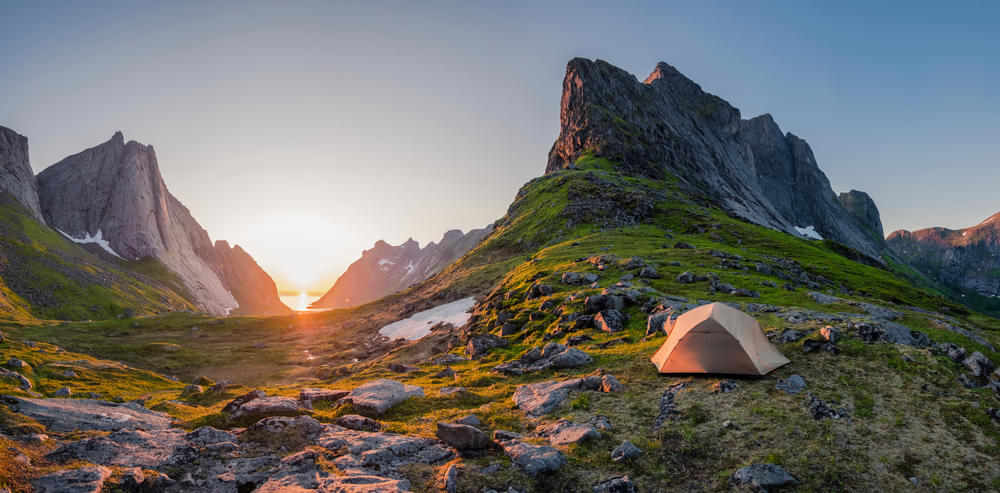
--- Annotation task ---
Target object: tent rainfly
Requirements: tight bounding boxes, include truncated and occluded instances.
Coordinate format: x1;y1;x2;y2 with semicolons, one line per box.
651;302;790;375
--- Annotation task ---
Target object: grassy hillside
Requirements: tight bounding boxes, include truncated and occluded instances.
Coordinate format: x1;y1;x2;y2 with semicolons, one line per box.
0;193;196;321
3;158;1000;491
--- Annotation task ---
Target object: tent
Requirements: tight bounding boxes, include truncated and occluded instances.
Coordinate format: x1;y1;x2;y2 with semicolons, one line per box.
650;302;789;375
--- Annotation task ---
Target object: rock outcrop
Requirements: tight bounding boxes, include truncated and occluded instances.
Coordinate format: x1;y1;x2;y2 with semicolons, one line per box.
839;190;885;245
0;126;43;222
888;212;1000;299
311;226;492;309
35;132;288;315
545;58;883;261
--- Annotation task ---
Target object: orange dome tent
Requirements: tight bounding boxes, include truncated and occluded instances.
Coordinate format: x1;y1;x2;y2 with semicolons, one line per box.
651;302;790;375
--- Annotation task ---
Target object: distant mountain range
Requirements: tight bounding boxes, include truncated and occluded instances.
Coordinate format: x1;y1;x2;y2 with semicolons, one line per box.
0;126;289;318
310;226;492;309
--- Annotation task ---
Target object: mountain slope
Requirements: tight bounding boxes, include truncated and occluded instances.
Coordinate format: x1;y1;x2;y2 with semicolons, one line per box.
311;226;492;309
35;132;289;316
546;59;884;261
888;213;1000;310
0;192;196;320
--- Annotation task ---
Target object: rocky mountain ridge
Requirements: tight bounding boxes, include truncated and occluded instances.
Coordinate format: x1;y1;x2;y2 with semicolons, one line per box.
0;126;44;222
34;131;288;316
311;226;493;309
546;59;885;261
888;212;1000;298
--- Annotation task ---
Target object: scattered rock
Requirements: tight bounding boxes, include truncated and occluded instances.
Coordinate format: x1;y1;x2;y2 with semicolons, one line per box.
585;294;625;313
455;414;482;427
567;335;594;346
934;342;967;363
498;440;566;477
638;266;659;279
775;375;806;395
675;271;706;284
731;464;798;491
440;387;467;396
346;379;424;416
512;378;585;416
432;354;468;365
222;389;268;414
439;463;461;493
434;367;457;379
595;309;626;333
436;422;492;450
712;380;738;393
589;414;613;430
466;334;508;358
492;430;523;441
963;351;995;379
850;321;929;347
802;339;841;355
527;283;554;299
32;466;112;493
388;363;419;373
562;272;600;285
299;388;349;405
806;392;848;419
336;414;381;432
0;368;32;390
593;475;636;493
537;418;601;446
244;415;325;448
653;383;685;429
118;467;144;491
493;343;592;376
6;358;29;370
53;387;72;397
611;440;642;462
674;241;695;249
807;291;840;304
181;384;203;396
646;310;674;337
777;329;807;343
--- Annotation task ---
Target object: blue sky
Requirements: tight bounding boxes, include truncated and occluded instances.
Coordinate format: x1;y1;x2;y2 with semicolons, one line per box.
2;1;998;290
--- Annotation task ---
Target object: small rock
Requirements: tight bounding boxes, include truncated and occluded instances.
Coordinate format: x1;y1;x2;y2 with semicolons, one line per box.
610;440;642;462
33;466;112;493
731;464;798;491
537;419;600;446
588;414;613;430
802;339;841;355
387;363;419;373
434;367;457;379
595;309;626;333
584;294;625;314
466;334;508;359
455;414;482;427
963;351;995;379
439;463;461;493
777;329;807;343
479;463;502;475
221;389;267;414
775;375;806;395
231;396;310;420
436;422;492;450
806;392;848;420
118;467;145;490
299;388;349;404
54;387;72;397
593;475;636;493
182;384;203;395
499;440;566;477
336;414;381;432
493;430;522;441
638;266;659;279
346;379;424;416
674;241;696;249
6;358;29;370
440;386;467;396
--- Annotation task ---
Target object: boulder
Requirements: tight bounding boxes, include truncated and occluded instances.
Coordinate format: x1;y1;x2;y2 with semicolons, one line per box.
436;422;492;450
934;342;967;363
585;294;624;313
776;329;807;343
47;429;186;468
231;396;310;420
440;387;467;396
611;440;642;462
387;363;419;373
802;339;841;355
498;440;566;477
527;283;554;299
32;466;112;493
589;414;613;430
0;368;32;390
6;358;29;370
337;414;382;432
731;464;798;491
466;334;507;359
646;310;672;337
54;387;72;397
538;419;600;446
222;389;267;414
493;343;591;375
712;380;738;393
1;396;171;432
595;309;626;333
346;379;424;416
638;266;659;279
963;351;995;379
820;326;841;343
433;367;457;379
455;414;482;427
512;378;584;416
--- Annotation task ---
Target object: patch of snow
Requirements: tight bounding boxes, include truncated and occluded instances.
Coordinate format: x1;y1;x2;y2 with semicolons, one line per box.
405;260;415;274
57;228;124;259
377;258;395;271
963;232;968;237
794;225;823;240
378;297;476;341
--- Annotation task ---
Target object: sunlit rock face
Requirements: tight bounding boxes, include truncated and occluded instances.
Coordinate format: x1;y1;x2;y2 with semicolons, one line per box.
311;226;492;309
36;132;288;316
0;126;44;222
889;213;1000;298
546;58;883;261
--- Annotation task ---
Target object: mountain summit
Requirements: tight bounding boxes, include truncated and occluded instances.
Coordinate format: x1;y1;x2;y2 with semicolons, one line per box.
547;58;883;261
0;126;43;222
36;132;288;316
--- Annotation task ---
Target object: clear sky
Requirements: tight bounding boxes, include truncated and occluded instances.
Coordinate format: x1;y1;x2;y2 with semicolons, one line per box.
2;1;998;292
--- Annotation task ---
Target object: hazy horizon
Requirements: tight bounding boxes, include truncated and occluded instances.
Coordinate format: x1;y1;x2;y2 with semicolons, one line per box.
4;1;999;292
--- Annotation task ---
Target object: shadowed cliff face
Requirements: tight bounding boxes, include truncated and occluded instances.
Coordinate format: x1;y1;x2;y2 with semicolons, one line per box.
36;132;288;316
0;126;43;223
889;213;1000;297
546;58;884;262
311;226;492;309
